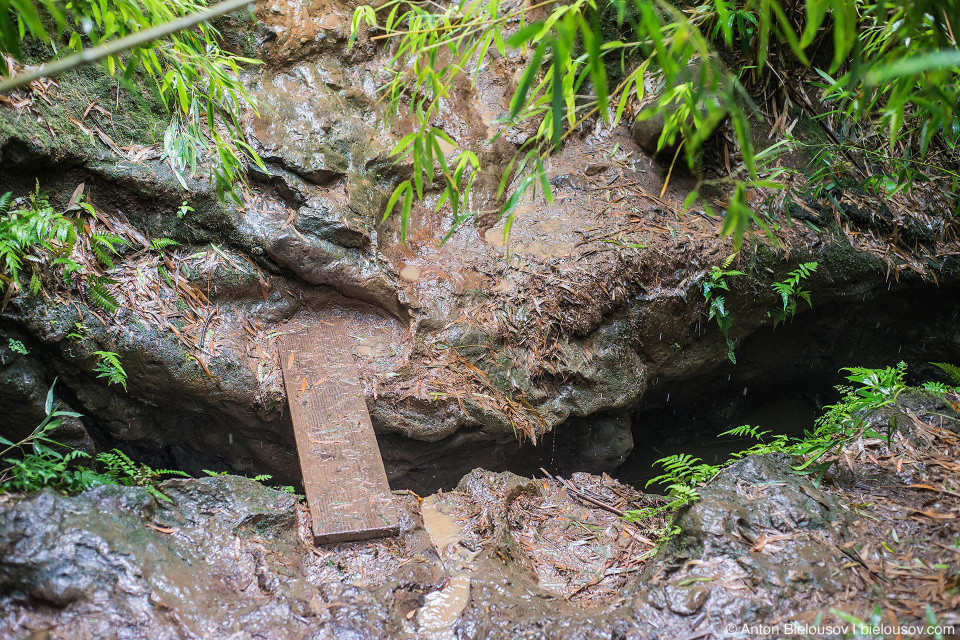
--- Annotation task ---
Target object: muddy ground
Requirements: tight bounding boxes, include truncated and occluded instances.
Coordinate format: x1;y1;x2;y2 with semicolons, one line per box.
1;392;958;639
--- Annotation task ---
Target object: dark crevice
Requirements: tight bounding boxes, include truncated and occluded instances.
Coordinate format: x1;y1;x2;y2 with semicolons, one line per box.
614;284;960;488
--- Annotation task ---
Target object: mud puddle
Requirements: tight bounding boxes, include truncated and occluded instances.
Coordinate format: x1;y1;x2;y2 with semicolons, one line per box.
418;494;479;639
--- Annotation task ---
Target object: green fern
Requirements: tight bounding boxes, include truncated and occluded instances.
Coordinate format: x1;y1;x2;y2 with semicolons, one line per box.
90;232;128;269
203;469;275;483
97;449;189;502
51;256;83;285
86;275;120;314
703;258;746;363
932;362;960;387
93;350;127;391
647;453;720;489
770;262;818;328
0;186;77;282
28;269;40;294
150;237;180;252
923;381;953;396
8;338;28;354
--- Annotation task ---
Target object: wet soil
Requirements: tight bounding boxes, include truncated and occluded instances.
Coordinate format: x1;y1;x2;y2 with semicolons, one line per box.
2;392;958;639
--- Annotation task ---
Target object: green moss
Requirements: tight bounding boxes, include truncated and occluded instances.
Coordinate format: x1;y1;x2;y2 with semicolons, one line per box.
0;59;171;160
211;11;261;60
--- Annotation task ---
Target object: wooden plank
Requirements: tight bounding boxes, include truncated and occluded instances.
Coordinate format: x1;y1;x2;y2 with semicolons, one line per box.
279;321;399;544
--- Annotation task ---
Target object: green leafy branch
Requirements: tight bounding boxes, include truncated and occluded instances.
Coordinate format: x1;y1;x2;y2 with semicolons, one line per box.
1;0;265;202
702;255;745;363
770;261;817;327
354;0;960;246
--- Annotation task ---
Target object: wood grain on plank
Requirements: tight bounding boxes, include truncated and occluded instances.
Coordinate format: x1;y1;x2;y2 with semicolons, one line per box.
279;322;398;544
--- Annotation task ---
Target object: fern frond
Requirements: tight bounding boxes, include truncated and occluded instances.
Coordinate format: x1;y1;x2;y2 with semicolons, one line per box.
90;246;114;269
0;191;12;215
719;424;769;440
29;269;41;295
150;237;180;251
922;381;952;396
155;468;190;477
933;362;960;386
90;232;127;269
93;350;127;391
92;231;127;249
86;276;120;314
0;240;22;280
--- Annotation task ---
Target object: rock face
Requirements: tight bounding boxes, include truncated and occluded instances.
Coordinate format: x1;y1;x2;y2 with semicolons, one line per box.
0;478;321;637
0;0;959;491
634;455;853;623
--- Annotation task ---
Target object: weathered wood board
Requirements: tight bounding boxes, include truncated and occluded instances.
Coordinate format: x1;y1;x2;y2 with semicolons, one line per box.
279;321;398;544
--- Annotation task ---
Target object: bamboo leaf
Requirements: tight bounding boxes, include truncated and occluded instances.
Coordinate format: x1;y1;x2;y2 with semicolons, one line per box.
509;39;547;119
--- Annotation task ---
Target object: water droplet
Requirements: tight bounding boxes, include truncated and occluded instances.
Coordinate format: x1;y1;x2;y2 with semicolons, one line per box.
743;387;748;396
666;393;670;402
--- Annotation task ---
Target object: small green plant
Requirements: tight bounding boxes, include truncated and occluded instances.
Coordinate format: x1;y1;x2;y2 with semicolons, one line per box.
923;363;960;397
66;322;88;342
932;362;960;386
2;384;196;502
176;202;194;219
0;382;102;495
85;275;121;314
204;469;272;482
93;351;128;391
770;262;818;327
703;255;745;363
721;424;793;458
792;362;907;486
89;232;129;269
203;470;298;495
0;187;125;316
0;185;80;286
96;449;189;502
624;421;797;525
150;237;181;252
7;338;28;355
624;453;724;524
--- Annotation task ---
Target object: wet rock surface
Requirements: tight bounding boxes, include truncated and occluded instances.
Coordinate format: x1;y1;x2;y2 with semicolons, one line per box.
635;454;854;624
4;392;958;639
